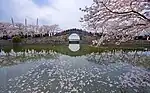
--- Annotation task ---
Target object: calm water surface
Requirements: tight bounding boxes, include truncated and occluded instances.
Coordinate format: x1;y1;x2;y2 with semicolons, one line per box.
0;44;150;93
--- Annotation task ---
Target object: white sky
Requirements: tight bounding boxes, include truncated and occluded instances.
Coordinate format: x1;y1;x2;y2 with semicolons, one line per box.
0;0;93;30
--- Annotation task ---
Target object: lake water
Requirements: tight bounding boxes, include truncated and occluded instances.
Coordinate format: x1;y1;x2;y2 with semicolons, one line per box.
0;44;150;93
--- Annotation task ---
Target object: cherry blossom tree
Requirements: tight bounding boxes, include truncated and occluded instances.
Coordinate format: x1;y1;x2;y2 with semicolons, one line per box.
43;24;61;36
80;0;150;45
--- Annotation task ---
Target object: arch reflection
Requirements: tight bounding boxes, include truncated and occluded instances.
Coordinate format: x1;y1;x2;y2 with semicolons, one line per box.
68;44;80;52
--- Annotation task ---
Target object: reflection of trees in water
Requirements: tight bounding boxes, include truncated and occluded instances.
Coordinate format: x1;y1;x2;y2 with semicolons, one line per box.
86;50;150;92
86;50;150;68
0;49;60;66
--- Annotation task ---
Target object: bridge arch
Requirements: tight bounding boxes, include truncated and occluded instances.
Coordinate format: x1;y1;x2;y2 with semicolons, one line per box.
68;33;80;41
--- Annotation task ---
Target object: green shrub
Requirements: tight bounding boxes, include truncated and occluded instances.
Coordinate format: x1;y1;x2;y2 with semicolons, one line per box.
12;36;22;43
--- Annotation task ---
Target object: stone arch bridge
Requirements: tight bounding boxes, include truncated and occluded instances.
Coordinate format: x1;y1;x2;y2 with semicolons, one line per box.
55;29;101;44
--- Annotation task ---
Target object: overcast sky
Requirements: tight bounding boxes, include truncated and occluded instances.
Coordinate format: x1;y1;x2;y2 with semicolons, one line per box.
0;0;92;29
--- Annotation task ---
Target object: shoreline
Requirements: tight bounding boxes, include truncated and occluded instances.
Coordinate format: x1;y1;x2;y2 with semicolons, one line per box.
0;37;149;50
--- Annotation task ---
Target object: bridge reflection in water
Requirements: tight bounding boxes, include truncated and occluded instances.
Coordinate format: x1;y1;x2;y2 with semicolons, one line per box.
68;44;80;52
68;33;80;52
